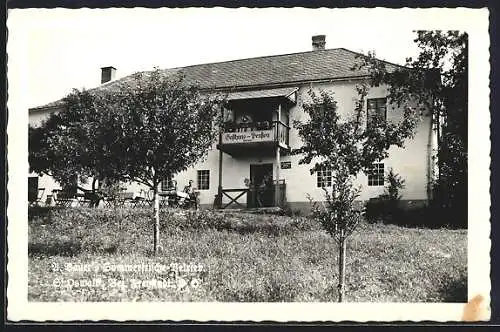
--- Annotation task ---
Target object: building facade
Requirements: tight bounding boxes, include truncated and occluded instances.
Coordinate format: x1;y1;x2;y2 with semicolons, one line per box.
28;36;437;212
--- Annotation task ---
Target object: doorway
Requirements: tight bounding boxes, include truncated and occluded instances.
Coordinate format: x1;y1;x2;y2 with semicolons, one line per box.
28;176;39;203
248;163;274;208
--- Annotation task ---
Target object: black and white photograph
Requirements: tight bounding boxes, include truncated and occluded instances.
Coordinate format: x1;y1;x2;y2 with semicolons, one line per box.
6;7;490;321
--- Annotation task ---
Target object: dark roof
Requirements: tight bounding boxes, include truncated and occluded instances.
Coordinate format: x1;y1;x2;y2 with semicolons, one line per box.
30;48;403;111
226;86;298;102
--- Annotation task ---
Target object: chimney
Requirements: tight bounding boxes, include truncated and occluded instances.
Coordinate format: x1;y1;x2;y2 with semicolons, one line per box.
312;35;326;51
101;66;116;84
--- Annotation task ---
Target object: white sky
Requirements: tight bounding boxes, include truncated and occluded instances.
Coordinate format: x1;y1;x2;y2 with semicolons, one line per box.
7;7;428;109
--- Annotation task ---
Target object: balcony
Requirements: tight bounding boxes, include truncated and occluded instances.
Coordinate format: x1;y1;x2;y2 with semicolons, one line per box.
217;120;290;157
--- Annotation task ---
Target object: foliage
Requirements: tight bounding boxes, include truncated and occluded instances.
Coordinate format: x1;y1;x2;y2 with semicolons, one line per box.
309;166;363;242
294;89;419;177
353;31;468;226
97;69;226;190
98;179;126;203
28;207;467;302
384;167;406;201
365;169;406;224
30;70;226;189
29;90;103;188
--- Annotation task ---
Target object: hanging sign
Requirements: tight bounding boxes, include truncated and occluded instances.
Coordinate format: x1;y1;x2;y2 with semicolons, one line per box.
280;161;291;169
222;130;273;144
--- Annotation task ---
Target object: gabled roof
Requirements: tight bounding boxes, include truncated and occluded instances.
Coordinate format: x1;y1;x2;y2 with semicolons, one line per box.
29;48;403;111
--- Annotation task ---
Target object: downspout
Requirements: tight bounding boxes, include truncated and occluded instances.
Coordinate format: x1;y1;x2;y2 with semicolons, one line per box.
426;110;434;203
427;106;439;204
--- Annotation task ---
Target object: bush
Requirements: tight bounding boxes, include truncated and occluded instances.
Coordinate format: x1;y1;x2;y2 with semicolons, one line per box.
385;168;405;201
364;197;400;223
279;202;302;217
365;168;405;224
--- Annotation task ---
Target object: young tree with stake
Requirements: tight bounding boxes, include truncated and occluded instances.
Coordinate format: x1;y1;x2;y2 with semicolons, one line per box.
104;70;225;254
295;85;419;301
29;69;226;255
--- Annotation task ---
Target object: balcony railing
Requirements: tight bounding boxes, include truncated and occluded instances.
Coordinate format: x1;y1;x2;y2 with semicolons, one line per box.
221;120;289;147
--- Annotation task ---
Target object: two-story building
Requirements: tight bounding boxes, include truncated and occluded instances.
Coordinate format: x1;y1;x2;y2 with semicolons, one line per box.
29;35;437;212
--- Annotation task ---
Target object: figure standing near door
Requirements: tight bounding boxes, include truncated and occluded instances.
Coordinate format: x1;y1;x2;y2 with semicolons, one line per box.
257;174;272;207
250;163;274;208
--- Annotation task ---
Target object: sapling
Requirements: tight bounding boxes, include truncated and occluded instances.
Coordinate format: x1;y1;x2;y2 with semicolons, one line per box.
295;86;418;301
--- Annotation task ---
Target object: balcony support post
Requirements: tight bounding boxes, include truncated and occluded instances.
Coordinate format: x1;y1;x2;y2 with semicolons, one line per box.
275;103;282;207
216;107;224;209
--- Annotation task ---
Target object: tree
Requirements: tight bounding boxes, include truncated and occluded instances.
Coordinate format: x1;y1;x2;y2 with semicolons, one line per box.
29;69;226;254
29;89;108;201
98;69;226;254
295;87;418;301
30;89;132;207
354;31;468;227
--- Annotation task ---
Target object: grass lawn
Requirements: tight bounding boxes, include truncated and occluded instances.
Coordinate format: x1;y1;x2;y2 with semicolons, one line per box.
28;207;467;302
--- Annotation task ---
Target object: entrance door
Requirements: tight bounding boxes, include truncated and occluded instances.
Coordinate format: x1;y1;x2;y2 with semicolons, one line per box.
249;163;274;208
28;176;39;203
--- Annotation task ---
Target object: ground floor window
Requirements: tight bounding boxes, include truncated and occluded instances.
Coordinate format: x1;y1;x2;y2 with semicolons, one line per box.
197;170;210;190
368;163;385;186
62;175;78;196
316;167;332;188
161;178;176;191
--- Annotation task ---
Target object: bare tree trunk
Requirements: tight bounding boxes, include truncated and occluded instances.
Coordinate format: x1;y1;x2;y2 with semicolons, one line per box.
91;177;98;208
435;109;441;183
338;233;346;302
153;183;160;255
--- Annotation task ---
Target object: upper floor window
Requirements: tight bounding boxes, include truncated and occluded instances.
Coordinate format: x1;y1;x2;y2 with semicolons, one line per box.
316;167;332;188
367;98;387;129
197;170;210;190
367;163;385;186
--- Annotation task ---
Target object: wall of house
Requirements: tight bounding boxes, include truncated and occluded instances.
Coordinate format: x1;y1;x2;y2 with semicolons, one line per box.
295;81;433;202
178;80;434;210
28;79;434;210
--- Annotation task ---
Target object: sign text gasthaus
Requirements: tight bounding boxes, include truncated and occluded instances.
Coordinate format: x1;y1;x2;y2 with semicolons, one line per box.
222;130;274;144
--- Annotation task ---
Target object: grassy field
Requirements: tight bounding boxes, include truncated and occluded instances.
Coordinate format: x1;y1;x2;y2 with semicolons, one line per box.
28;207;467;302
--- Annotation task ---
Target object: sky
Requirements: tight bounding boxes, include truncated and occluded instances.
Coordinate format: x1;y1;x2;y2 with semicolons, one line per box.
6;7;431;109
7;7;488;111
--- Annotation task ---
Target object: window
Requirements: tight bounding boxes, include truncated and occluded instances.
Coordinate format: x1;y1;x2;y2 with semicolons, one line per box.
62;175;78;196
367;163;385;186
197;170;210;190
161;177;176;191
367;98;387;129
316;167;332;188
